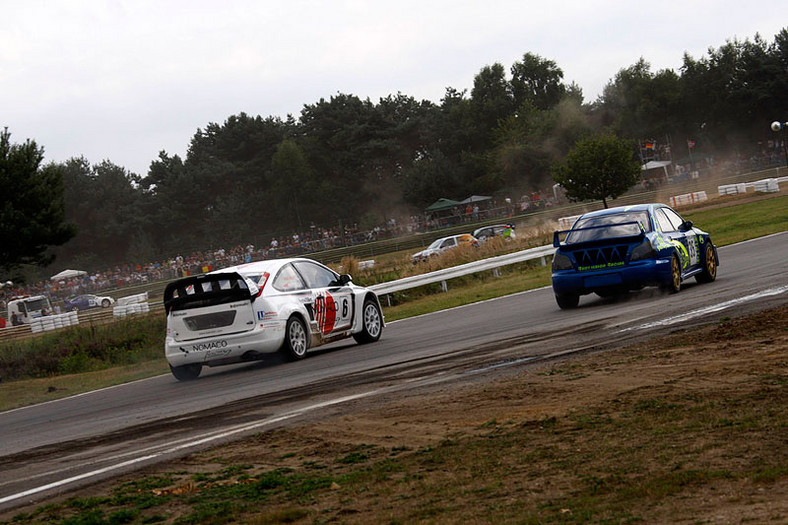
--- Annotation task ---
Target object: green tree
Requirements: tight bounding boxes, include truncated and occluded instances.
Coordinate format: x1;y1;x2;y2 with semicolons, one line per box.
0;128;76;280
298;93;377;222
55;157;147;268
470;63;515;143
491;95;592;194
553;134;640;208
677;29;788;155
365;93;435;218
597;58;682;140
270;138;314;230
510;52;567;110
402;149;467;208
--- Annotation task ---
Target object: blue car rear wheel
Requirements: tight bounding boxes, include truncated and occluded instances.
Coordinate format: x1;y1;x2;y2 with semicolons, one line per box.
555;293;579;310
661;254;681;294
695;242;717;284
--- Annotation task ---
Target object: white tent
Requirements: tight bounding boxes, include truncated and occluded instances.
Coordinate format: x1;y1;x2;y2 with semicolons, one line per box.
641;160;672;183
641;160;672;171
51;269;87;281
459;195;492;204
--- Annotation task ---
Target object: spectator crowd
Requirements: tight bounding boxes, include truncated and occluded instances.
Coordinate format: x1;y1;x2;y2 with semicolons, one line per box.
6;198;540;307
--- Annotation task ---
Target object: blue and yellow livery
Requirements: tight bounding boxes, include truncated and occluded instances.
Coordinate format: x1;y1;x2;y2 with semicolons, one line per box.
551;203;718;309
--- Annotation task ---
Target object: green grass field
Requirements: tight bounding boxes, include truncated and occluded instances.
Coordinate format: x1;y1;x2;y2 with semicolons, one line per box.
682;194;787;245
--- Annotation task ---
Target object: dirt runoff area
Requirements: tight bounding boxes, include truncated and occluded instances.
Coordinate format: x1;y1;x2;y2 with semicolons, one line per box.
5;305;788;524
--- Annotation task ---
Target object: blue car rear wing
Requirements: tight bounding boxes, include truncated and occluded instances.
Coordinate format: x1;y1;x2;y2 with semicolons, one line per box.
553;221;646;248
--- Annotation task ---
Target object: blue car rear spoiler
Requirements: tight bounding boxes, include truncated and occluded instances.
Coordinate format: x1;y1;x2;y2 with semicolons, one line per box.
553;221;646;248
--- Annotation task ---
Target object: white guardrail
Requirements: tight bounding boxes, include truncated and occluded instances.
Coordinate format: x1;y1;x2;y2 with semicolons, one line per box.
369;244;555;297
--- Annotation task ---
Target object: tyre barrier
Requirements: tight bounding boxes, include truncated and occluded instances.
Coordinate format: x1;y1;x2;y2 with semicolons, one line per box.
719;178;781;196
557;215;582;230
117;292;149;306
750;178;780;193
29;311;79;333
669;191;708;207
113;302;151;317
718;183;749;196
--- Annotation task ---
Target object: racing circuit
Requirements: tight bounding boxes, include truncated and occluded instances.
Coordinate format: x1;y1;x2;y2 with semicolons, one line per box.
0;232;786;512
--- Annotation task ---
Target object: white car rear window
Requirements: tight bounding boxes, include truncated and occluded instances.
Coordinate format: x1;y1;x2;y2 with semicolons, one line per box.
273;264;306;291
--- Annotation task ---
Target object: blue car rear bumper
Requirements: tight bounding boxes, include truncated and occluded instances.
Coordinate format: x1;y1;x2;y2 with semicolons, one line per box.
552;257;673;296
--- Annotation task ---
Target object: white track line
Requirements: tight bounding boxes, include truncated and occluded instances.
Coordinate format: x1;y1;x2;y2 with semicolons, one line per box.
617;285;788;332
0;389;386;505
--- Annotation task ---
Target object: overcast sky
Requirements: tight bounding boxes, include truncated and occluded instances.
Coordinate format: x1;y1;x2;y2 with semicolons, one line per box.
2;1;784;177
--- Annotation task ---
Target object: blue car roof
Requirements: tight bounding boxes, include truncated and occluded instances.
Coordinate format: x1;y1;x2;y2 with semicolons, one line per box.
579;203;658;220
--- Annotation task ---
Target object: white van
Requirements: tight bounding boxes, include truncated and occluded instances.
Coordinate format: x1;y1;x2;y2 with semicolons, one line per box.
7;295;53;325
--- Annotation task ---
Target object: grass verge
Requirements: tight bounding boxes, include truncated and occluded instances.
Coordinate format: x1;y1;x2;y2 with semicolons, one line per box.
682;193;787;245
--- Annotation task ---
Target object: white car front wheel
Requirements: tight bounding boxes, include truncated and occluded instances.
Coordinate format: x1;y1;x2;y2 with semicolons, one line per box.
353;298;382;344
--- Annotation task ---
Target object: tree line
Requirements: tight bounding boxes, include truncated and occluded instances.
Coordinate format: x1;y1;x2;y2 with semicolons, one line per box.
2;28;786;282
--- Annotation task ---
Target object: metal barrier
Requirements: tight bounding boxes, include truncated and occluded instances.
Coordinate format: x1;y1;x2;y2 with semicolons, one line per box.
0;324;32;342
370;244;554;296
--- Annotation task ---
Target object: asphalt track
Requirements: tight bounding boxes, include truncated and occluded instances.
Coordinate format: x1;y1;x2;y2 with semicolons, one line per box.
1;232;786;511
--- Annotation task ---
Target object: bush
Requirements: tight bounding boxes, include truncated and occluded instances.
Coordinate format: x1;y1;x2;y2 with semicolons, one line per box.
0;314;166;381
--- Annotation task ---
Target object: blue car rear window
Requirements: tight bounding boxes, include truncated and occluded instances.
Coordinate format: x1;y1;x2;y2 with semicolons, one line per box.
567;212;651;243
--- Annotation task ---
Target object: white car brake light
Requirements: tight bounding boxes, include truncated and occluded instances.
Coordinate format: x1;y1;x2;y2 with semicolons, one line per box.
254;272;270;298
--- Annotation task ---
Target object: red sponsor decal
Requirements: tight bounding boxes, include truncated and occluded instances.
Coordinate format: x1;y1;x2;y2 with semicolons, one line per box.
314;292;336;334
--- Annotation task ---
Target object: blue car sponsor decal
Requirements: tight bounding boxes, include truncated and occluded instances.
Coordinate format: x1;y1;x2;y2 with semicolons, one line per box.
578;261;625;272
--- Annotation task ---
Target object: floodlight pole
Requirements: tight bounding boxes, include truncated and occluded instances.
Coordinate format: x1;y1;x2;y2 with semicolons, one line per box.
771;121;788;169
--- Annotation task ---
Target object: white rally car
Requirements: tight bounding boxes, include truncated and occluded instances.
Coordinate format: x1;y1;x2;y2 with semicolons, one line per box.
163;258;384;380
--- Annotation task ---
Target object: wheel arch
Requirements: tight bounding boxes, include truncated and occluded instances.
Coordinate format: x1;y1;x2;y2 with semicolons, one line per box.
286;309;313;339
705;238;720;268
357;292;385;330
662;250;683;293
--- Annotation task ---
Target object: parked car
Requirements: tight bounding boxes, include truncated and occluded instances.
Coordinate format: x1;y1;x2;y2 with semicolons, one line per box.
551;203;718;309
473;223;515;242
163;258;384;380
63;294;115;311
412;234;479;263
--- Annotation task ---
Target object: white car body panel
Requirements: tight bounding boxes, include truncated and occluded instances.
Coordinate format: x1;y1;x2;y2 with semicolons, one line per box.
164;258;383;372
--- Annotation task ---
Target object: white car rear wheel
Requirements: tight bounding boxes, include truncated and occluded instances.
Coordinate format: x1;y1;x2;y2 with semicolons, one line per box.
282;316;308;360
170;363;202;381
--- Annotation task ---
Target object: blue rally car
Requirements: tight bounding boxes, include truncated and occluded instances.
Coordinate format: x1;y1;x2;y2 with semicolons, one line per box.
551;203;718;309
63;293;115;311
